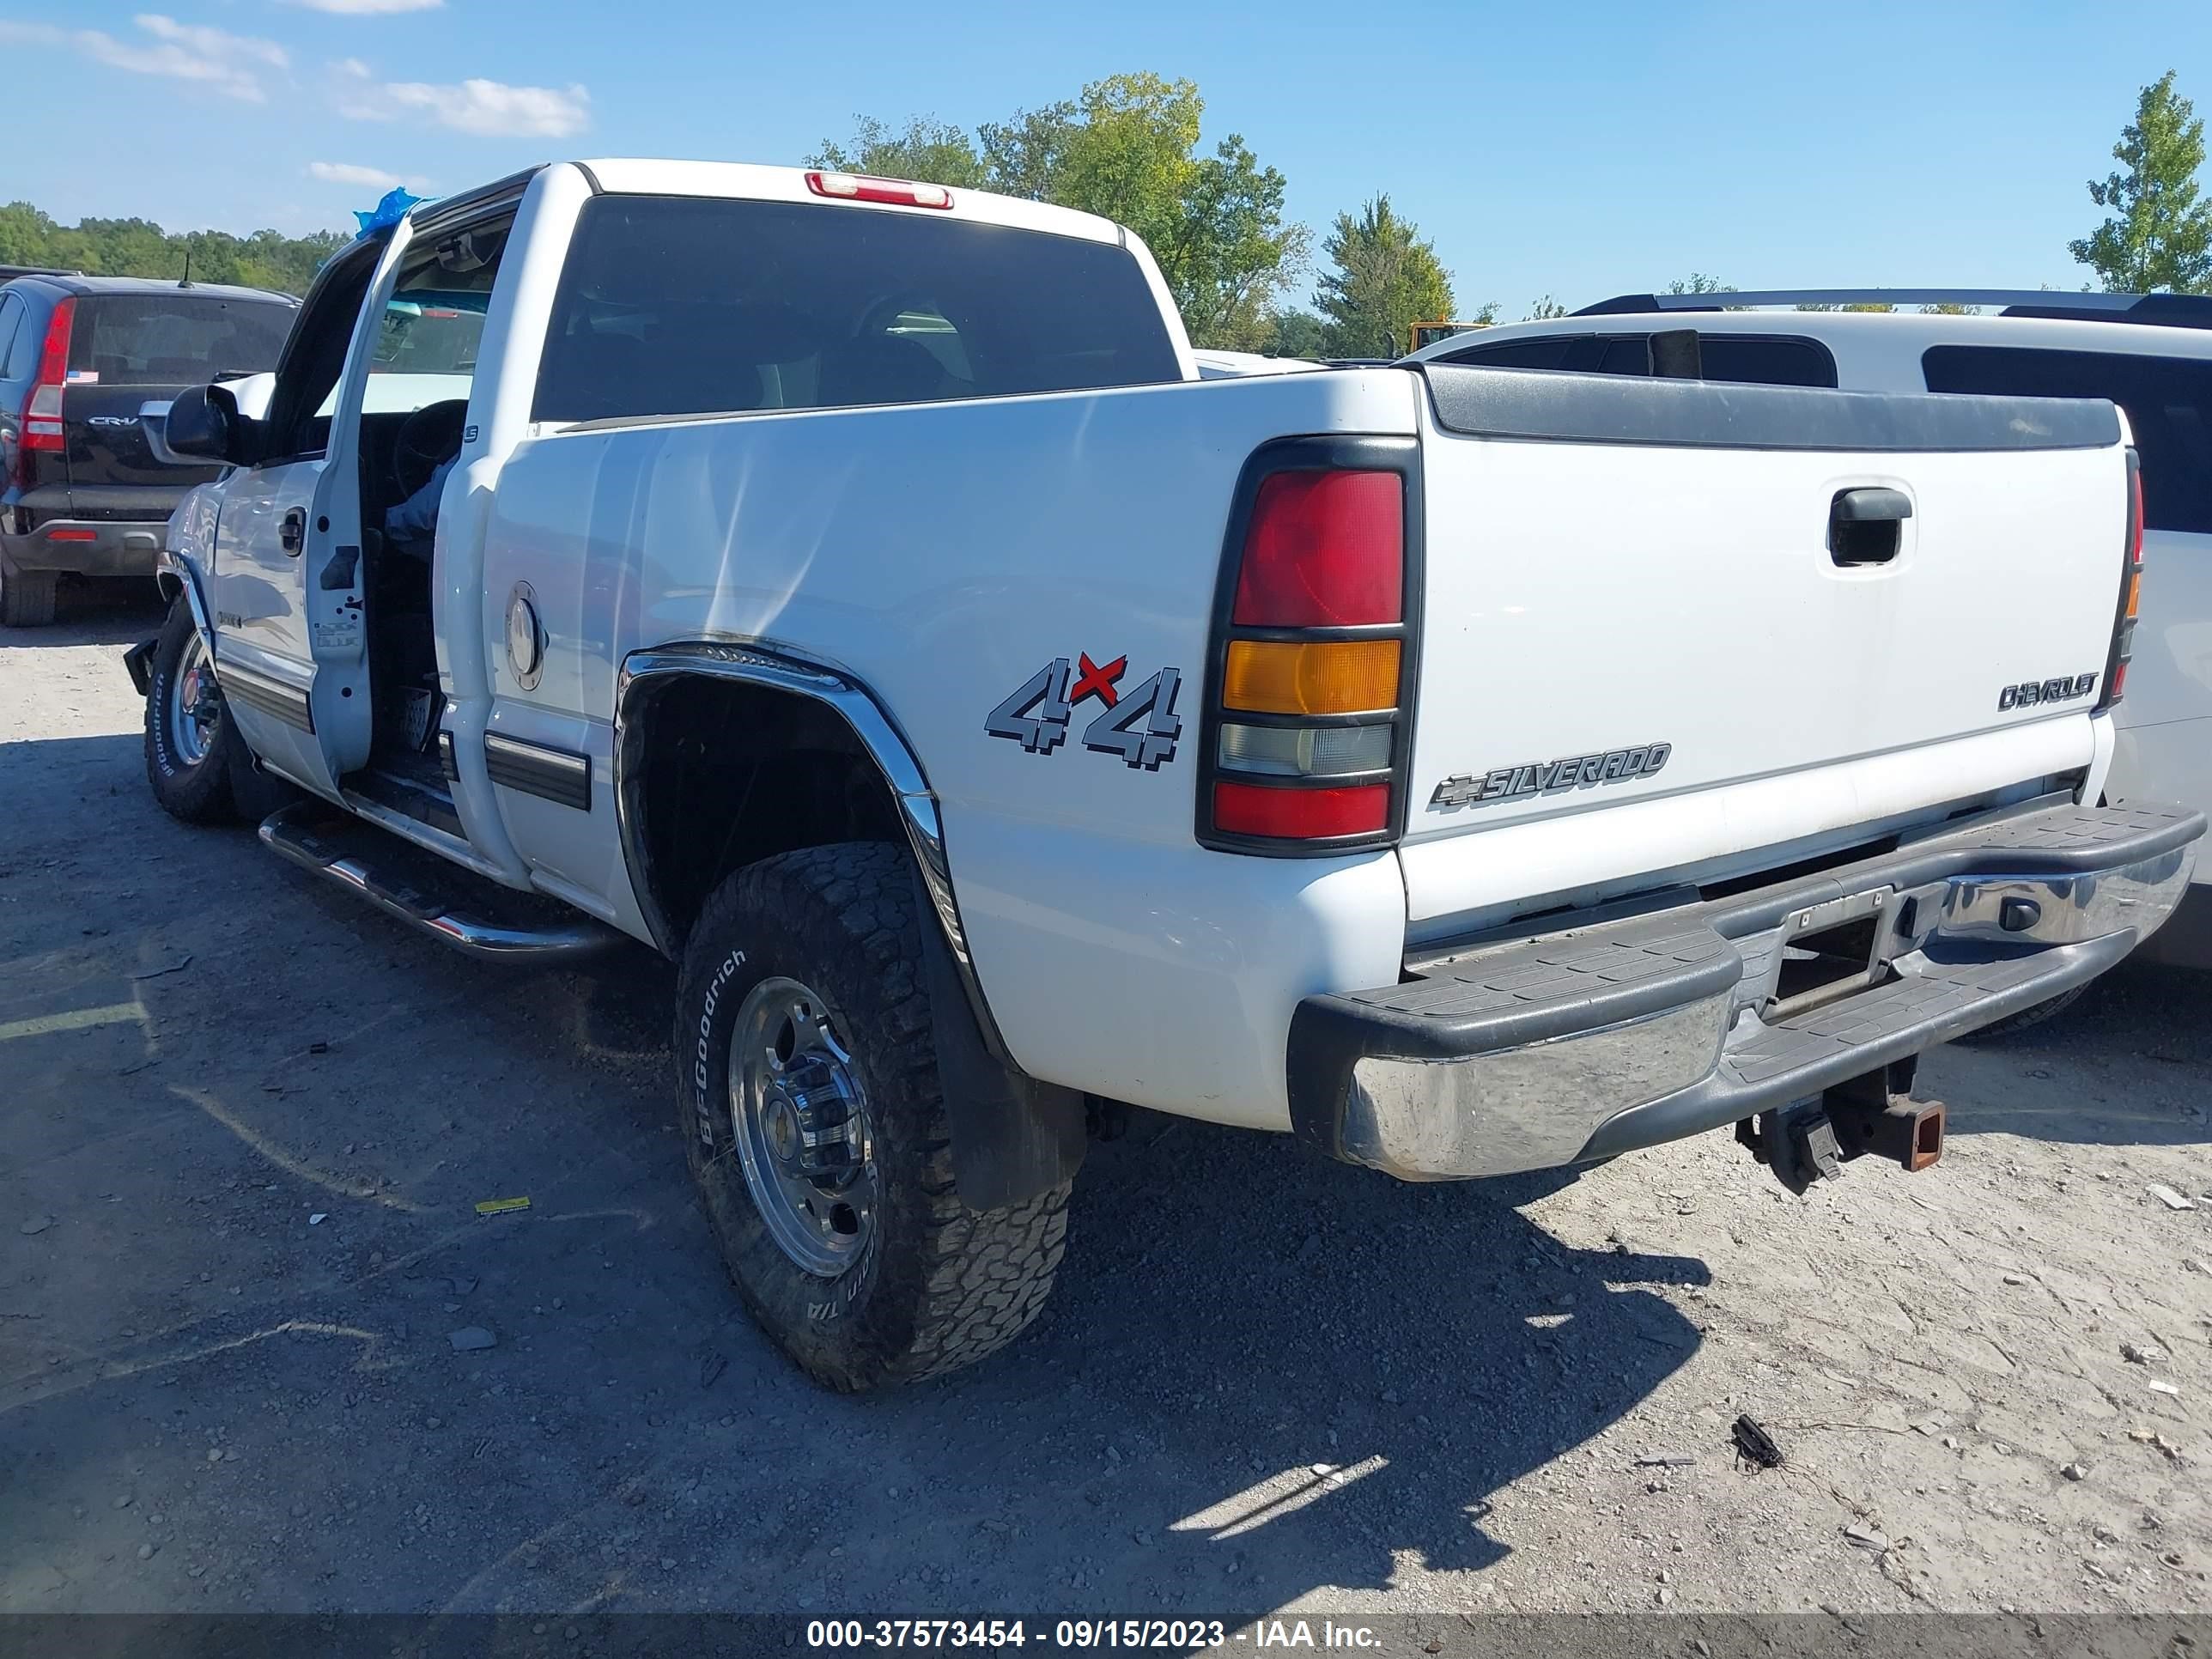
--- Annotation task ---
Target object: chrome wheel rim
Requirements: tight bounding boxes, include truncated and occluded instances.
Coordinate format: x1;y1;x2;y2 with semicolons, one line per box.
168;633;219;768
726;975;878;1277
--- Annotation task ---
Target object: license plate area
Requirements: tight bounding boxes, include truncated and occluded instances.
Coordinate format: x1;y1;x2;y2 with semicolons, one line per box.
1766;888;1896;1020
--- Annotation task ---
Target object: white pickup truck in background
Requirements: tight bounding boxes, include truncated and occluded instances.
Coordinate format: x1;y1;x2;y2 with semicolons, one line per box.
131;161;2201;1390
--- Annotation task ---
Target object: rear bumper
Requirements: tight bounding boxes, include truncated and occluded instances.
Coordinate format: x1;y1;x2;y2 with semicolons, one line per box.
1;519;163;577
1288;799;2203;1181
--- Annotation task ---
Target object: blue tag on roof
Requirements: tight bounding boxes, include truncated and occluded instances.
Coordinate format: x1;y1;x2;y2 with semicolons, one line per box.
355;187;425;235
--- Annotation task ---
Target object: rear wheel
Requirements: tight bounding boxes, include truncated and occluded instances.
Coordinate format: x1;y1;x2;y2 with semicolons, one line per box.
674;842;1070;1391
144;599;243;823
0;555;58;628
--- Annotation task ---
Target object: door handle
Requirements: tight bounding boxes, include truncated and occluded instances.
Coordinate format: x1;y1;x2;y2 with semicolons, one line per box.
280;507;306;556
1829;488;1911;567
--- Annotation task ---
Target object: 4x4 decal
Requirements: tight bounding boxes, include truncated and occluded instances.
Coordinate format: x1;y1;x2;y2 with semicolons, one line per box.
986;653;1182;769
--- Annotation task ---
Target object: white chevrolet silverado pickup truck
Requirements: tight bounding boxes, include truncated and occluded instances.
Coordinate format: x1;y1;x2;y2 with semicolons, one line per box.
128;160;2203;1390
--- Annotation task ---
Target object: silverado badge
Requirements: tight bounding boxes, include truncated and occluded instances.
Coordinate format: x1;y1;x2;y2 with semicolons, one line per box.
1431;742;1672;811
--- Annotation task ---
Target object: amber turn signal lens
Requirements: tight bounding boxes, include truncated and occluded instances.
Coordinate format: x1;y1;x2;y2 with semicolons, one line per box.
1221;639;1400;715
2124;570;2142;619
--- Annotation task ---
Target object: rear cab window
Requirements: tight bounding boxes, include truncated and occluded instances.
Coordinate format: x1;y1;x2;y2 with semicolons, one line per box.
68;294;294;386
1922;344;2212;535
533;195;1182;425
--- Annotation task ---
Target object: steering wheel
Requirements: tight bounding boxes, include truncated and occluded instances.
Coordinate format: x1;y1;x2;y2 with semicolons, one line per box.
392;399;469;500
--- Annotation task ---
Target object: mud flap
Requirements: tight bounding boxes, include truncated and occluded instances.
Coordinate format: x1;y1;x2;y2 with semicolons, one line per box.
123;638;157;698
915;889;1086;1211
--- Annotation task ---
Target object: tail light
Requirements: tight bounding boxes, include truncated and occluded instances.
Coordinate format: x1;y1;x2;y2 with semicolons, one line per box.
20;298;75;475
1197;437;1418;854
2098;448;2143;711
17;298;76;486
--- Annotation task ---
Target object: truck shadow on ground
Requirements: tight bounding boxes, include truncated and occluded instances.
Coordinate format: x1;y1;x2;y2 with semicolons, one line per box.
561;961;1713;1605
1929;959;2212;1149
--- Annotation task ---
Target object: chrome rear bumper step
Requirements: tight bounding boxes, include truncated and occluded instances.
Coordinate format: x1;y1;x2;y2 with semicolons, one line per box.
258;802;623;962
1289;797;2204;1181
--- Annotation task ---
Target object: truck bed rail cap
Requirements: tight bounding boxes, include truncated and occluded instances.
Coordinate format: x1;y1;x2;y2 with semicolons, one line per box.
1419;364;2123;453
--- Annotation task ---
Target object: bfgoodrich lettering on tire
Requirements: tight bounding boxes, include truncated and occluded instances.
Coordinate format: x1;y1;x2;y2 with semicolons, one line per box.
674;842;1069;1390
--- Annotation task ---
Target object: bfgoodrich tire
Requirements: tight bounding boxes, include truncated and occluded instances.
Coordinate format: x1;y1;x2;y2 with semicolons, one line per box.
674;842;1070;1391
143;599;243;824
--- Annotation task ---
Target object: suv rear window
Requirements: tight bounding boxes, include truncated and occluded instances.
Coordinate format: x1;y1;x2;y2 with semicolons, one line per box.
68;294;294;386
1922;345;2212;535
533;194;1182;424
1439;331;1837;388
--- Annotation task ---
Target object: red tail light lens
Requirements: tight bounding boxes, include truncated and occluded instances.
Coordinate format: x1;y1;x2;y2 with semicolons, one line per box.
21;297;75;455
1199;442;1416;854
1232;471;1403;627
1213;781;1389;840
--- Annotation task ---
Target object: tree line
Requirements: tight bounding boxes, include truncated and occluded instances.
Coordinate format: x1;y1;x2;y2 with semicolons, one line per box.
0;202;345;295
4;67;2206;349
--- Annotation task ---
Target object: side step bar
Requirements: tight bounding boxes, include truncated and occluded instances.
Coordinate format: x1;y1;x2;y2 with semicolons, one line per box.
258;802;624;962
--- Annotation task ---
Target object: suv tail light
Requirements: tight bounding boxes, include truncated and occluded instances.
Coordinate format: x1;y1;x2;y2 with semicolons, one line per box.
21;297;75;465
2099;448;2143;711
1197;437;1419;854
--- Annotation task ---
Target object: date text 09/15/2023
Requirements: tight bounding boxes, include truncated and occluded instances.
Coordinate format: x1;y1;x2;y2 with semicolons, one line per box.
804;1619;1383;1650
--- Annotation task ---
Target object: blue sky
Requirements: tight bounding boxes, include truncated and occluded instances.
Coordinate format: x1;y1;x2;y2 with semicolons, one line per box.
2;0;2208;313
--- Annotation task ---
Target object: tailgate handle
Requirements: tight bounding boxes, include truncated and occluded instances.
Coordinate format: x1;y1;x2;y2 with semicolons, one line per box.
1829;488;1911;567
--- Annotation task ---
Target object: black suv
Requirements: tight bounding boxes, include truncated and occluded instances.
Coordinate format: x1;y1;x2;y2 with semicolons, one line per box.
0;274;296;625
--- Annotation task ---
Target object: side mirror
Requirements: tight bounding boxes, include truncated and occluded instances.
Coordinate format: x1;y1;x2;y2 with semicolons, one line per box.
161;384;240;464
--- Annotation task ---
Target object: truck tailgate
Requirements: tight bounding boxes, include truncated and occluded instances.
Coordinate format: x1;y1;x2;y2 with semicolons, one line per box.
1402;367;2130;934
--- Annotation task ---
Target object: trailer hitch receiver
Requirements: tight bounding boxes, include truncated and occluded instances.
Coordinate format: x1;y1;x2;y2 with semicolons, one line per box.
1736;1060;1943;1194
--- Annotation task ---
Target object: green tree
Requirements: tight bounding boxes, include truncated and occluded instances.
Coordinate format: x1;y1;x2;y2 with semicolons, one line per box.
2071;70;2212;293
977;103;1077;199
1666;274;1729;295
814;75;1306;350
0;202;343;294
1526;295;1569;320
1262;309;1328;358
808;115;985;189
1313;195;1464;359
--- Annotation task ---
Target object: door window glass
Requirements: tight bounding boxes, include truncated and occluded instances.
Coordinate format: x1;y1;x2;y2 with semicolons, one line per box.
0;293;23;379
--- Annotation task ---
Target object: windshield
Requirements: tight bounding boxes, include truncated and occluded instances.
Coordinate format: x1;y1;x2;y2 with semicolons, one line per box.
373;292;487;377
67;293;294;386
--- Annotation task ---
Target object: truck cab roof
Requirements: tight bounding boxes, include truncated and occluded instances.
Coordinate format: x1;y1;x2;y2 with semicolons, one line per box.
509;159;1133;247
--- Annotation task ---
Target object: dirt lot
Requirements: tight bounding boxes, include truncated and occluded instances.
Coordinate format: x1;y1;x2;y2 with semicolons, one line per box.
3;590;2210;1622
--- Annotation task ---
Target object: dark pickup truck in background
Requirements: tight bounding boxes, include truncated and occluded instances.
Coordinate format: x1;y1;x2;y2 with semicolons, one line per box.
0;273;295;626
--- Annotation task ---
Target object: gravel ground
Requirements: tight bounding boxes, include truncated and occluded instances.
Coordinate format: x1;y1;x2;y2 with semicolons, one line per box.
3;588;2209;1621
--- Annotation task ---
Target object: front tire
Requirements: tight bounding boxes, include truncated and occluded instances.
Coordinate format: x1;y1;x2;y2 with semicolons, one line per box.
143;599;242;823
0;555;58;628
674;842;1070;1391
